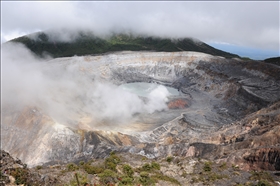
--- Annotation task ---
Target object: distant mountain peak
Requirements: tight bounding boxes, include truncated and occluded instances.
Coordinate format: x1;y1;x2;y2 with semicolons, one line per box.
8;30;239;59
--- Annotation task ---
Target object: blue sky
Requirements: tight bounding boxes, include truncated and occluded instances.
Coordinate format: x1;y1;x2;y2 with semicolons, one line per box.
207;42;279;60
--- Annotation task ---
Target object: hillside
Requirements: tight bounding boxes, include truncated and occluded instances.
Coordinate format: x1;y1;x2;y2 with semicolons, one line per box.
8;31;239;58
264;57;280;66
1;150;279;186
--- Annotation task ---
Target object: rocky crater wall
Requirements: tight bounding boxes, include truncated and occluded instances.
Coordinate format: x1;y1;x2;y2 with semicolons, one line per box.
2;51;280;169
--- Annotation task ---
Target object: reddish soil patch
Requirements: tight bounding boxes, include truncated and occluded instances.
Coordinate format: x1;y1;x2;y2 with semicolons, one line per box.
168;99;189;109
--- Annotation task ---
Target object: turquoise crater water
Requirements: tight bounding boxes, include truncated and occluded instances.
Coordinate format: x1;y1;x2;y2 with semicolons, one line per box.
118;82;180;98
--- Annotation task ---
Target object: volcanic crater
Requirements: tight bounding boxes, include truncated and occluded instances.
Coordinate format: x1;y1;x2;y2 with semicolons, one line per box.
2;48;280;172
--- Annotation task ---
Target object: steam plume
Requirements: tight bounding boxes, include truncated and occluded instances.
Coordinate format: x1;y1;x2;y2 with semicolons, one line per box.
2;43;170;128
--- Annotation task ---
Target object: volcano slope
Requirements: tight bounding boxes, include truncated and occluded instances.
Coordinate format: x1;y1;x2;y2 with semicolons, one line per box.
2;46;280;172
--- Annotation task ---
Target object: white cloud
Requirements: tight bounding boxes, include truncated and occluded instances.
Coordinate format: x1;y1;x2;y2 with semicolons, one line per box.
1;1;279;50
1;30;31;43
1;43;171;127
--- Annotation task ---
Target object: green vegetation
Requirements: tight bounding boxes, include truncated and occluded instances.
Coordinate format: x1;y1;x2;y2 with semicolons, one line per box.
135;162;161;173
122;164;134;178
190;160;278;186
10;167;30;185
98;169;117;185
0;171;4;179
141;156;148;161
68;173;89;186
35;165;43;170
249;171;274;182
151;161;160;170
219;162;227;170
66;163;79;171
8;31;240;59
142;163;153;171
191;171;229;184
83;163;104;174
3;148;279;186
151;173;181;185
203;161;213;172
208;172;229;181
139;171;156;186
256;179;273;186
166;156;173;163
241;57;252;61
191;160;234;185
119;175;134;185
9;167;42;186
79;161;85;166
104;152;121;171
60;152;180;185
133;160;179;185
20;153;275;186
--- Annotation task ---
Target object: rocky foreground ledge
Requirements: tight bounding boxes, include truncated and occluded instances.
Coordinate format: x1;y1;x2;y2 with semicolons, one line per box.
1;149;280;186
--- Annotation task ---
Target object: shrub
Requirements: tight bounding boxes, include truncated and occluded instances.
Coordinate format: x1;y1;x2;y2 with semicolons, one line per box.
36;165;43;170
119;176;134;185
151;173;181;185
142;157;147;161
191;172;228;184
142;163;152;172
256;180;272;186
219;162;227;170
105;161;118;172
106;153;121;164
98;169;117;185
105;153;121;171
166;156;173;163
79;161;85;166
69;173;89;186
140;171;149;178
10;168;29;185
123;164;134;178
67;163;79;171
83;164;104;175
139;171;155;186
203;161;212;172
151;161;160;170
250;171;274;182
207;172;228;181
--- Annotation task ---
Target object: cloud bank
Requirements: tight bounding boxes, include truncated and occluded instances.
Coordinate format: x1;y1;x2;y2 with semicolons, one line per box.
2;43;170;128
1;1;279;50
